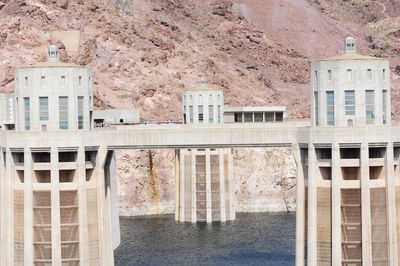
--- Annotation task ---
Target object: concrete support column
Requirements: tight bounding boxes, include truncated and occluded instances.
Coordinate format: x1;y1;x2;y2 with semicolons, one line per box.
24;149;33;266
191;150;196;223
228;149;235;220
179;150;185;222
360;142;372;265
96;146;107;266
2;149;13;265
307;143;317;266
0;149;3;265
219;149;226;222
293;144;304;266
77;147;89;264
386;142;399;266
50;149;61;265
205;149;212;223
331;143;341;264
174;150;179;221
104;151;115;266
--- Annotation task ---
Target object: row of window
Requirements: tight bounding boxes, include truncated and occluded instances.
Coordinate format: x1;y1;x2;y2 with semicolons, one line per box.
315;69;386;83
24;96;84;130
184;105;221;123
233;112;284;123
18;75;90;89
314;90;387;126
184;94;222;103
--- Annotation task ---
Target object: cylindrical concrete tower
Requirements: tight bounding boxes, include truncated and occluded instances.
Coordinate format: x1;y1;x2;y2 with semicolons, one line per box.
311;37;390;127
14;45;94;132
296;38;399;266
182;79;224;124
1;46;119;266
176;80;235;223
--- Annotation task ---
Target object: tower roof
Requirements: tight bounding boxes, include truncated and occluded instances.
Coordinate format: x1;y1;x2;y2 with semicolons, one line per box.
19;45;84;69
315;37;385;62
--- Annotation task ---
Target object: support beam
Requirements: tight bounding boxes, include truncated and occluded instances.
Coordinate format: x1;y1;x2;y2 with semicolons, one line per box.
78;147;89;265
331;143;341;264
386;142;399;266
206;149;212;223
228;149;235;220
24;149;33;266
179;150;185;222
174;150;179;221
191;150;196;223
219;149;226;222
293;144;304;266
51;149;61;265
360;142;372;265
307;143;317;266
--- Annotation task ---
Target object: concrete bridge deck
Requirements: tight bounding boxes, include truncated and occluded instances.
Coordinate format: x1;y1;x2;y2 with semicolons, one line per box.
2;122;400;150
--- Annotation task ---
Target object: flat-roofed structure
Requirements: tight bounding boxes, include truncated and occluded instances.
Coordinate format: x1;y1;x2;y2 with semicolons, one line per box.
223;106;285;123
93;109;140;126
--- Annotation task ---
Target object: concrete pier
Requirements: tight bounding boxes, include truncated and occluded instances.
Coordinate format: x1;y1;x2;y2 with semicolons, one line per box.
296;37;399;265
175;148;235;223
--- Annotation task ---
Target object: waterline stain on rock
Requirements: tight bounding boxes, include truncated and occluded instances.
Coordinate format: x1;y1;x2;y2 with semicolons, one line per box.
147;150;160;204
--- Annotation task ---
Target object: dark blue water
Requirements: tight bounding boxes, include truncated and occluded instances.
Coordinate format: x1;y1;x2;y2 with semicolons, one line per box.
114;212;295;266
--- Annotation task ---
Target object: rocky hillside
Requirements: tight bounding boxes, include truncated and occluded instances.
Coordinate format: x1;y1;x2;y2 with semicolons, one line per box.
1;0;400;215
1;0;399;119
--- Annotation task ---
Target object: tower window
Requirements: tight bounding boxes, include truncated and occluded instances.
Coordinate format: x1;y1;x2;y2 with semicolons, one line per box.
198;105;203;123
24;97;30;130
78;96;84;129
208;105;213;123
328;70;332;81
345;91;355;115
366;90;375;125
189;106;193;123
383;90;387;124
367;69;372;80
383;69;386;80
218;105;221;123
61;76;66;87
347;69;352;81
326;91;334;125
39;97;48;121
25;77;28;87
314;91;319;126
314;71;318;84
78;76;82;87
41;76;46;88
59;96;69;130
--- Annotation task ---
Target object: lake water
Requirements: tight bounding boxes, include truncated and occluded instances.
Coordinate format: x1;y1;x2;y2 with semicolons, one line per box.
114;212;296;265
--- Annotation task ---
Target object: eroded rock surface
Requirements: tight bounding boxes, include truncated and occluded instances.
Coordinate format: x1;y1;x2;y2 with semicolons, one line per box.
117;148;297;216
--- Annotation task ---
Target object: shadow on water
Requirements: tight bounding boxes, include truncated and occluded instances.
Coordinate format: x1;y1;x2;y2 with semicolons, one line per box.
114;212;295;266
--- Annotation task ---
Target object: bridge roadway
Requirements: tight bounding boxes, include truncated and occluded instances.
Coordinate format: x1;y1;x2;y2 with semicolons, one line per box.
1;122;304;150
3;122;400;149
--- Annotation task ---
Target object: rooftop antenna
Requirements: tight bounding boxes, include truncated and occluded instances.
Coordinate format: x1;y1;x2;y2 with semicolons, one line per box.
47;45;59;61
344;37;356;54
200;77;206;87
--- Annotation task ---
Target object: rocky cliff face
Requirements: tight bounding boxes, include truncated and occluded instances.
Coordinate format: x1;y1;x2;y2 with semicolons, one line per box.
1;0;400;215
117;148;297;216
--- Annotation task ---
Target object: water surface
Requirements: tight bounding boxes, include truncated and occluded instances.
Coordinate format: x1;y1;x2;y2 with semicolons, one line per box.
115;212;295;266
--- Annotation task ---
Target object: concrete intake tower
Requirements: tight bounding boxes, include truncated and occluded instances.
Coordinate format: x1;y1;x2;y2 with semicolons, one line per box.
296;37;399;265
176;80;235;222
0;46;120;265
